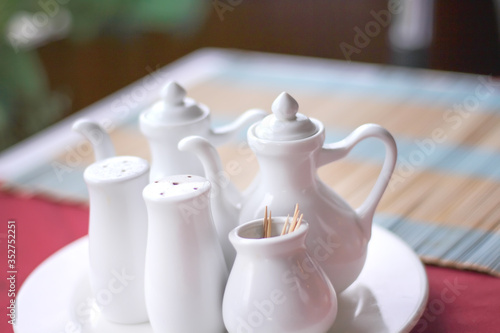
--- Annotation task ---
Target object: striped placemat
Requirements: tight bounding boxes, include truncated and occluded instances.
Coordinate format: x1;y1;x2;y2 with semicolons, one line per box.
2;49;499;276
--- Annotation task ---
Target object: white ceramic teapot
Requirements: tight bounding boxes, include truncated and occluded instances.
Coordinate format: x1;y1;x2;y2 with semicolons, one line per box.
73;119;149;324
140;81;267;182
179;92;398;292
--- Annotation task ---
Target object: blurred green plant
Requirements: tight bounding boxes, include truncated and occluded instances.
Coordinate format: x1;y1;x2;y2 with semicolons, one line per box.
0;0;208;151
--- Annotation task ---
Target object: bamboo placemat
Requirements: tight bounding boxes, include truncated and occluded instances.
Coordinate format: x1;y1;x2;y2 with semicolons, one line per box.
2;49;499;276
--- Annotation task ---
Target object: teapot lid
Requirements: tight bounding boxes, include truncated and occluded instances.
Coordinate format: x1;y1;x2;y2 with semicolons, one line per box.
143;81;206;124
254;92;318;141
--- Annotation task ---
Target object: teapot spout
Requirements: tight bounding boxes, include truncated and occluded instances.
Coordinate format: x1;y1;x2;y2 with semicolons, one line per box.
208;108;267;145
178;136;240;268
72;119;115;161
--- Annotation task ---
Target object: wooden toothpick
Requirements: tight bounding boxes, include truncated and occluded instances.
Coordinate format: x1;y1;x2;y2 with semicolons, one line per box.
281;214;290;236
263;206;268;238
263;203;304;238
289;204;299;234
295;213;303;232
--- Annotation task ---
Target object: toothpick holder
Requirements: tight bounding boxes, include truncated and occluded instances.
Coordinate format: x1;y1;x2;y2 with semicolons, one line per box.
223;217;337;333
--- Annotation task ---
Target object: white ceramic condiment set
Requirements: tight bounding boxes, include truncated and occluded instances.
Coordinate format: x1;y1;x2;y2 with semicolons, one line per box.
73;81;397;333
180;91;398;293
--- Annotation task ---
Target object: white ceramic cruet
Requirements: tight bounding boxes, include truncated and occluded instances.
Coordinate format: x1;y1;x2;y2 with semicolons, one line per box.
179;91;398;292
73;119;149;324
139;81;267;182
142;175;228;333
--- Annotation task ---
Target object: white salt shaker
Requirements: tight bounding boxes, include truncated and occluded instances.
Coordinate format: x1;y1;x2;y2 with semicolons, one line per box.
143;175;228;333
74;119;149;324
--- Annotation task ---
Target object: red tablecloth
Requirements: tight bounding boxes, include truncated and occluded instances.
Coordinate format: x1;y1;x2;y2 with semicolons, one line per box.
1;188;499;333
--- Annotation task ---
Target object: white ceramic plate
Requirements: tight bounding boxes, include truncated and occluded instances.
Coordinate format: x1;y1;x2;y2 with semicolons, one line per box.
15;225;427;333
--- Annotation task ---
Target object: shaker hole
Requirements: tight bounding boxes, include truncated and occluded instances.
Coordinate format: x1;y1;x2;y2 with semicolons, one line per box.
172;182;179;185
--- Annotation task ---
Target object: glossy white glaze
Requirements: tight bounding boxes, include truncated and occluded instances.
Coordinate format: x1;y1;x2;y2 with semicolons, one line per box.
179;92;398;292
140;81;267;181
223;218;337;333
74;120;150;324
177;136;240;268
72;119;116;161
84;156;150;324
142;175;228;333
14;225;428;333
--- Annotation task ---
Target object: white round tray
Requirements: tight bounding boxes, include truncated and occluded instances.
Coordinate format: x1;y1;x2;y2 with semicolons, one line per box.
15;225;427;333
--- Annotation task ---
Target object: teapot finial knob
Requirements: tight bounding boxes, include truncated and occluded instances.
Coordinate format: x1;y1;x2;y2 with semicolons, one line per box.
162;81;186;106
272;92;298;121
255;92;317;141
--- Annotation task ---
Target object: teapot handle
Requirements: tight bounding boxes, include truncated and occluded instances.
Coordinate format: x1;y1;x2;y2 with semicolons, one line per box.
318;124;397;239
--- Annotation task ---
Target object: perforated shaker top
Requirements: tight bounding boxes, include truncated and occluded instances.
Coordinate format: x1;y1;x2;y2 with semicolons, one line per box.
143;174;211;201
85;156;149;182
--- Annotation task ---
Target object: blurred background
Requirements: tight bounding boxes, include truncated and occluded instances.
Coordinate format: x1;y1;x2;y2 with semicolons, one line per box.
1;0;499;152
